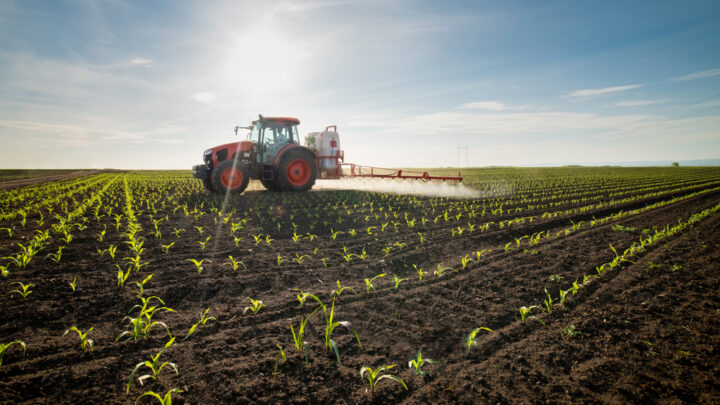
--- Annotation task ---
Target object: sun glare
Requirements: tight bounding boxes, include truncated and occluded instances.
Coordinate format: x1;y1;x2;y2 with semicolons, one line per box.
220;29;311;98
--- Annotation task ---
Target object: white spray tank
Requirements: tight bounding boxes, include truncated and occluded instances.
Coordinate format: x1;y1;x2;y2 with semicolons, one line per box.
306;126;341;171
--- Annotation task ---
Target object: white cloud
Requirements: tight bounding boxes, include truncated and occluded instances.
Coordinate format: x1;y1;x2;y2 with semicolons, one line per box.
568;84;643;98
671;68;720;81
461;101;507;111
615;99;667;107
131;57;153;67
192;92;217;103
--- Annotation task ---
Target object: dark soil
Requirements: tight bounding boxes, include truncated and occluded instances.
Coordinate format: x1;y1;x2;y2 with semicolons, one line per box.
1;175;719;404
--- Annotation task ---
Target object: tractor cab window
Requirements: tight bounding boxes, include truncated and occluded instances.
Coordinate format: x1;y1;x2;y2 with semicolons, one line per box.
261;124;298;164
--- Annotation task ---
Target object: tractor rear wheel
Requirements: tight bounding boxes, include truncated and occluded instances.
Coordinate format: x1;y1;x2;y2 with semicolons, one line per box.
277;149;317;192
211;160;249;194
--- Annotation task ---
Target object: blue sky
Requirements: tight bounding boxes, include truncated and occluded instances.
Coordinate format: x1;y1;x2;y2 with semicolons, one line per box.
1;0;719;169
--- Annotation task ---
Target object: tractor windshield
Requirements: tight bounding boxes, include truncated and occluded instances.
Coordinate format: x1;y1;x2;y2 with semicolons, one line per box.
259;122;299;164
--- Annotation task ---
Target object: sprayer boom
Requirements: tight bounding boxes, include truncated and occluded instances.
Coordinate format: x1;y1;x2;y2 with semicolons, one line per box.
342;164;462;182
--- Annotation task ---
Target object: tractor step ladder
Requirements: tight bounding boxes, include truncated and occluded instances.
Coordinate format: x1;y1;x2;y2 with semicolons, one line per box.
261;165;274;181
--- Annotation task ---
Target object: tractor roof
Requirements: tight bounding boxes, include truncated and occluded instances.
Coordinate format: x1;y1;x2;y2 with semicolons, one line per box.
253;116;300;126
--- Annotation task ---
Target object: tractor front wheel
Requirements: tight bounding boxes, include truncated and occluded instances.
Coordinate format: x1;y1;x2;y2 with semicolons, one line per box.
277;150;317;192
211;160;249;194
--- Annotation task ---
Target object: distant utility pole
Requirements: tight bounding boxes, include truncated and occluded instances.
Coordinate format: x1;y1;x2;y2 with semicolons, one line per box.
457;145;469;167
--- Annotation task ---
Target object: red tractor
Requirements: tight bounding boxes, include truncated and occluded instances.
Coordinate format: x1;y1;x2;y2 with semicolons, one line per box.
193;115;343;194
193;114;462;194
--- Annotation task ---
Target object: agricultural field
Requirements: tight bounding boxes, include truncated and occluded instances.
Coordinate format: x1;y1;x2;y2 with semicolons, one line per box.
1;167;720;404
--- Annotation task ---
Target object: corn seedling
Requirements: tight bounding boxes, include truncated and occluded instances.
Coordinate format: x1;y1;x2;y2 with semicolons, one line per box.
233;236;243;247
135;388;182;405
63;326;94;351
519;305;544;325
434;263;451;277
461;254;472;269
185;308;216;340
225;256;246;271
466;327;493;351
1;264;9;278
135;274;153;297
11;281;34;298
273;344;286;381
116;296;175;343
47;246;64;263
391;274;406;291
364;273;387;292
569;279;580;295
160;242;175;254
172;228;184;238
543;288;554;313
519;306;535;322
194;226;204;235
197;236;211;250
117;264;132;288
413;264;425;281
265;235;273;246
558;288;570;306
186;258;206;274
331;280;356;298
0;340;26;366
292;289;325;312
408;350;438;376
323;298;362;367
562;324;581;338
69;275;77;292
125;255;148;273
107;244;118;259
360;365;407;395
243;297;265;315
290;307;320;367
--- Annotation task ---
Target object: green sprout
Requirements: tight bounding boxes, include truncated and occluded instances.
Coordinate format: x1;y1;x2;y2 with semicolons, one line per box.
197;236;211;250
330;280;356;298
273;344;286;381
290;307;320;367
186;258;206;274
225;256;246;271
360;365;407;395
243;297;265;315
135;388;182;405
323;298;362;367
412;264;425;281
0;340;26;366
391;274;407;291
11;281;34;299
185;308;216;340
63;326;94;351
160;242;175;254
69;275;78;292
519;306;544;324
434;263;451;277
562;324;581;339
408;350;438;376
135;274;153;297
364;273;387;292
466;327;493;351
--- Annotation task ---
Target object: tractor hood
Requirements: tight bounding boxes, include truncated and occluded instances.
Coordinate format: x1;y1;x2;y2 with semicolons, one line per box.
203;141;254;167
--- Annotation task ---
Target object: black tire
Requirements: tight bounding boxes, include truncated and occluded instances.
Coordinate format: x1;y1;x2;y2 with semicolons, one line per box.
211;160;250;194
276;148;317;192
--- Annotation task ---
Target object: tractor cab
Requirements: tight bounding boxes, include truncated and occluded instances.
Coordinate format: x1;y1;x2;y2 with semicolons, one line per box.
249;116;301;165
